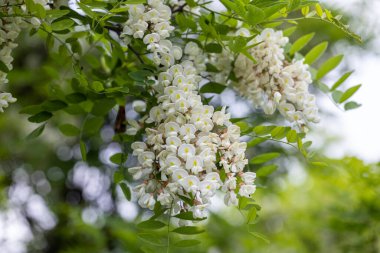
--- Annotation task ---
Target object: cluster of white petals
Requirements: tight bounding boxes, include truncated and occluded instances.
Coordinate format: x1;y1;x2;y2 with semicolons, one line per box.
1;1;25;84
130;60;255;218
121;0;182;67
0;0;46;112
234;28;320;126
121;0;255;220
0;92;17;112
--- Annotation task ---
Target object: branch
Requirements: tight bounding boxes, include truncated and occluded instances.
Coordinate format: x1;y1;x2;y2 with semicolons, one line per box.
128;45;145;64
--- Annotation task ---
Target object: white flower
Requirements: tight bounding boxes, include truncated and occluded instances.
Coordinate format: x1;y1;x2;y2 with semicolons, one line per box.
179;175;199;193
132;100;147;112
165;122;180;136
143;33;160;44
222;177;237;191
199;180;217;197
0;93;17;113
147;106;165;123
191;204;208;219
241;172;256;184
180;124;196;142
138;151;155;168
235;28;251;37
157;191;172;206
129;166;143;180
126;119;141;135
212;106;231;126
224;191;238;206
138;193;156;210
131;142;147;156
165;136;181;153
239;184;256;197
178;143;196;160
172;169;188;181
184;42;201;55
185;156;203;174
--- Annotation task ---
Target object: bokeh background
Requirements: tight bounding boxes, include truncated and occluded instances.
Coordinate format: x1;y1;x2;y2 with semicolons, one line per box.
1;0;379;252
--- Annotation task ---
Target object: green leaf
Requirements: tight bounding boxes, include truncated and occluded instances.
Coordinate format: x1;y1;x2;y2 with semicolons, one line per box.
27;124;45;139
304;41;328;65
256;164;278;177
316;55;344;80
206;63;220;73
199;82;226;94
247;138;266;147
330;71;354;91
339;84;361;103
286;130;298;143
250;152;280;164
59;124;80;136
283;26;297;37
120;182;131;201
66;92;86;103
51;19;75;31
174;211;206;221
110;153;126;165
247;207;257;224
0;60;10;73
174;240;201;248
172;226;205;235
113;171;124;184
19;105;42;115
46;9;70;19
205;43;223;53
42;100;68;111
270;126;290;140
289;32;315;55
249;232;270;243
80;140;87;161
90;81;104;92
128;70;152;82
332;90;343;103
185;0;197;7
28;111;53;123
137;233;165;247
91;98;116;116
344;101;361;111
137;220;166;230
246;5;265;25
83;117;104;135
253;125;275;136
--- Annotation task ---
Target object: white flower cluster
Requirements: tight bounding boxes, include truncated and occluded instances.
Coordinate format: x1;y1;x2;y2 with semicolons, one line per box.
0;1;25;85
122;0;182;67
0;0;24;112
130;60;255;218
234;28;320;126
0;0;47;112
0;92;17;112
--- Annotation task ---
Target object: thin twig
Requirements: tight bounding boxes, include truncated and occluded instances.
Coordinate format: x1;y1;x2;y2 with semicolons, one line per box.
128;45;145;64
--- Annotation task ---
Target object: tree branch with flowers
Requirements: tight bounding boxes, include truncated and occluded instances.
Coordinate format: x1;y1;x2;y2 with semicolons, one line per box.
0;0;362;251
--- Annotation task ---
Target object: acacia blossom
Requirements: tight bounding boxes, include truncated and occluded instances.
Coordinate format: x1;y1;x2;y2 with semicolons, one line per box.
121;0;255;219
234;28;320;126
130;60;255;218
121;0;181;67
0;0;48;112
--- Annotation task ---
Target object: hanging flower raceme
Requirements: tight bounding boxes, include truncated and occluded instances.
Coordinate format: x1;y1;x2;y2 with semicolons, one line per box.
129;58;255;219
0;0;47;112
121;0;181;67
233;28;320;127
